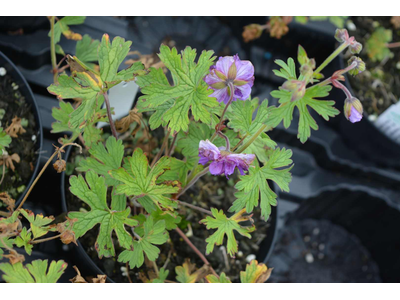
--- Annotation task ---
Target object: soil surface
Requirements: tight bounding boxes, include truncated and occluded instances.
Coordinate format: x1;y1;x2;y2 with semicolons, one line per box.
268;219;381;283
65;129;272;283
0;72;38;206
347;17;400;117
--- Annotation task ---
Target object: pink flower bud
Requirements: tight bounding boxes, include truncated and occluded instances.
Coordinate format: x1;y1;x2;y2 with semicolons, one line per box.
334;29;349;43
348;56;366;76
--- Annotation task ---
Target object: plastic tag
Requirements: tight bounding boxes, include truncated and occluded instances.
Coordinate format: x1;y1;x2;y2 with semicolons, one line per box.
375;101;400;145
97;81;139;128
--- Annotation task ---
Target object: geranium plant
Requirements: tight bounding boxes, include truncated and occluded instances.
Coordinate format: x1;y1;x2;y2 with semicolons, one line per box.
0;21;366;283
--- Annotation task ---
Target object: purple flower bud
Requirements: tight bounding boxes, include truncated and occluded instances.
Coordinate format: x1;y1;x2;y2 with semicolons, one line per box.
198;140;255;178
204;55;255;104
334;29;349;43
349;41;363;54
344;97;363;123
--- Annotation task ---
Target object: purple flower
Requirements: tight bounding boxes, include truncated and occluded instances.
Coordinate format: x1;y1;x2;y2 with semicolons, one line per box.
344;97;363;123
199;140;255;178
204;54;255;104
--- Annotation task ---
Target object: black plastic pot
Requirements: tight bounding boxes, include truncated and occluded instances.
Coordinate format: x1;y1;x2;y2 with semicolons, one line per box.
60;145;279;282
267;142;400;282
0;51;43;207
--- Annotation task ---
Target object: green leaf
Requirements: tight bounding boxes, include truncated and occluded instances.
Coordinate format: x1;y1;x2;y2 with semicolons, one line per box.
0;260;67;283
15;227;33;255
137;45;218;132
118;216;168;269
272;58;297;81
206;272;232;283
110;148;179;213
200;208;255;257
68;171;137;258
240;260;272;283
77;136;124;186
20;209;55;239
50;16;86;44
366;27;393;62
0;128;11;152
230;148;293;221
47;74;98;101
98;34;144;85
228;98;277;163
175;260;198;283
151;267;169;283
177;122;239;161
270;84;339;143
75;34;100;64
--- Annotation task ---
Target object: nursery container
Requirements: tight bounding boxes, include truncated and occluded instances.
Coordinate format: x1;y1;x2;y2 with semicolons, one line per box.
60;145;279;282
0;51;42;207
265;143;400;282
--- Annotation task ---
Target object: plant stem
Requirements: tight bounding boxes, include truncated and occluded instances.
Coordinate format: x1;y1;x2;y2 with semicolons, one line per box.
177;200;212;216
31;234;62;244
175;227;218;277
126;262;133;283
150;129;170;168
0;211;10;217
103;92;118;139
0;164;5;186
49;16;58;84
210;83;234;142
152;261;159;277
314;42;349;75
217;131;230;151
386;42;400;48
16;143;82;211
231;134;248;151
236;124;267;153
177;167;209;198
332;79;353;99
166;132;178;157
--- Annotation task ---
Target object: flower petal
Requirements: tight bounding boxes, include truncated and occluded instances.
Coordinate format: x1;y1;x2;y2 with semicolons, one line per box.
215;56;235;76
349;106;363;123
209;161;224;175
210;87;230;104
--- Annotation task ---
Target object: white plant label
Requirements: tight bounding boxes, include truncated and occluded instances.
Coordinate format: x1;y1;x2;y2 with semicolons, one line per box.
374;101;400;145
97;81;139;128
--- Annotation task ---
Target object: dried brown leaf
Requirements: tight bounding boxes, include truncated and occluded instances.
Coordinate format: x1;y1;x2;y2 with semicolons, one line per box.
5;117;26;138
53;159;67;173
3;249;25;265
115;108;143;134
0;192;15;212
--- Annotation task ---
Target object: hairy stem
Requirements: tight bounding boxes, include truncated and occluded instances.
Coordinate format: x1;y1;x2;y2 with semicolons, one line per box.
236;124;268;153
210;83;235;142
386;42;400;48
16;143;82;210
332;79;353;99
166;132;178;157
49;16;58;84
175;227;218;277
103;92;118;139
217;131;230;151
314;42;349;75
150;129;170;168
177;200;213;216
177;167;209;198
31;234;62;244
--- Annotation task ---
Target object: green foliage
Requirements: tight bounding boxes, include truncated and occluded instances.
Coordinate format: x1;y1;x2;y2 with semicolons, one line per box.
49;16;86;44
75;34;100;65
20;209;54;239
200;208;255;257
206;272;232;283
68;171;137;258
230;148;293;220
0;127;11;152
152;268;169;283
272;58;297;81
110;148;179;213
270;84;339;143
48;34;144;138
137;45;218;132
0;260;67;283
77;136;124;186
366;27;393;62
175;260;198;283
15;227;33;255
240;260;271;283
228;98;276;162
118;216;168;269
